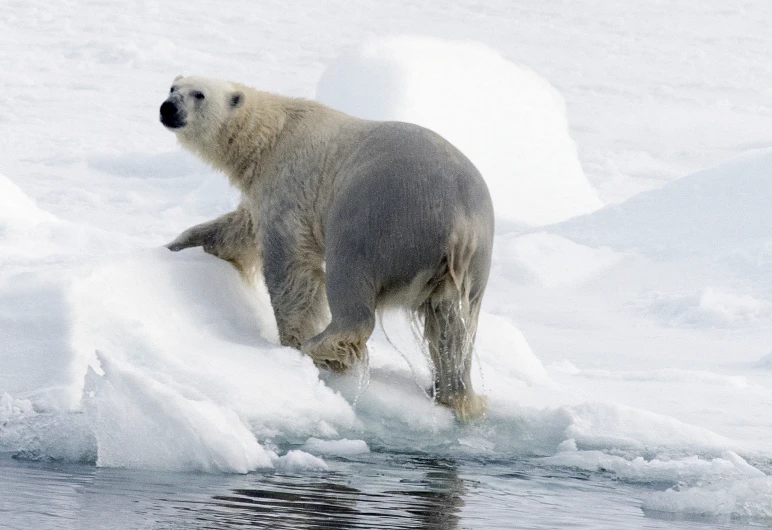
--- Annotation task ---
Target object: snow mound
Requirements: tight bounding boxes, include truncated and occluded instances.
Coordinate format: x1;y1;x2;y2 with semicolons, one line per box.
639;288;772;328
0;174;61;262
11;247;747;470
644;477;772;521
556;147;772;253
0;272;83;410
316;36;603;227
561;402;735;455
70;250;356;461
274;450;329;471
474;313;551;386
493;232;624;288
546;444;772;520
0;393;34;422
1;246;560;469
0;174;55;228
0;245;758;473
84;353;274;473
0;173;126;267
544;446;765;485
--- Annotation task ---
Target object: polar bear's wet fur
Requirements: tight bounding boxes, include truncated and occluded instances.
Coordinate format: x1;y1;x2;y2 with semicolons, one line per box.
161;76;494;421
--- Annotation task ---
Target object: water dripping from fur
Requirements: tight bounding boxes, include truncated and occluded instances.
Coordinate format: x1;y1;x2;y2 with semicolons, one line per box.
382;311;433;401
351;347;371;411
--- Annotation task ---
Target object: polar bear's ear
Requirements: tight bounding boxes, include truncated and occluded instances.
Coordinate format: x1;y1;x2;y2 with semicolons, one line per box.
230;91;244;109
174;74;184;81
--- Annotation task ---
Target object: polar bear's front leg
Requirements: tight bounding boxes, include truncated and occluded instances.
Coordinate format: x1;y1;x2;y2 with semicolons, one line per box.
261;225;329;349
166;205;260;277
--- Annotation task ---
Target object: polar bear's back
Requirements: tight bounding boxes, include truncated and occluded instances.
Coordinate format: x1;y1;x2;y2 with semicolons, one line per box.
325;120;494;303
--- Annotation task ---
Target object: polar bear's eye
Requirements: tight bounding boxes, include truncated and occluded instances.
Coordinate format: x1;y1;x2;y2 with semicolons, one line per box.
192;91;205;101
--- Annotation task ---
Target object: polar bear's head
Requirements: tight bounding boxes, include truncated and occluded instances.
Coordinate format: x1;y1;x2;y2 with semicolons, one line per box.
159;76;244;143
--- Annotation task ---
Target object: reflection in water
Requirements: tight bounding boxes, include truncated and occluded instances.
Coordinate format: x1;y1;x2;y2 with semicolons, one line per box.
211;481;362;529
198;457;465;529
385;458;466;530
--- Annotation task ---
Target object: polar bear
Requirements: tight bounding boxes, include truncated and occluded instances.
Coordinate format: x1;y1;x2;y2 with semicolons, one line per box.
161;76;494;420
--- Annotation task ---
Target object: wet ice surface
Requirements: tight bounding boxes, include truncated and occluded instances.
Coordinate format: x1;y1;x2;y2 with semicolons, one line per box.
2;453;760;530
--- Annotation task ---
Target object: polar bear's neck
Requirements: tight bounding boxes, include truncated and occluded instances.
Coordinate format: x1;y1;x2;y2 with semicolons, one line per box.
202;90;283;191
201;90;325;193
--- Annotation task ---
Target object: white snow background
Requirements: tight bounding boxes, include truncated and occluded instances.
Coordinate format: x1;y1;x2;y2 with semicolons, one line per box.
2;0;772;521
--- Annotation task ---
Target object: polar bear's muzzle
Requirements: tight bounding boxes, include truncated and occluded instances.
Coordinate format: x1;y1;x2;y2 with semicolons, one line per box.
160;99;186;129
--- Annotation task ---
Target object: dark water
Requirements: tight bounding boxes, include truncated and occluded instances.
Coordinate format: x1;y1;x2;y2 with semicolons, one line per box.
0;452;761;529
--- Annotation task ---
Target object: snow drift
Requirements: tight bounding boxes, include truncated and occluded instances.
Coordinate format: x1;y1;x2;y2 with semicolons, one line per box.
316;36;604;227
555;147;772;254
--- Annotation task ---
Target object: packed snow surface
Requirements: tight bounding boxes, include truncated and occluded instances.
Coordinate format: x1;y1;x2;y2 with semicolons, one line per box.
2;0;772;523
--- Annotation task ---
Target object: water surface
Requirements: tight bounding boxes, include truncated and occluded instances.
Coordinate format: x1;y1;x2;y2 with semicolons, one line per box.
0;452;758;529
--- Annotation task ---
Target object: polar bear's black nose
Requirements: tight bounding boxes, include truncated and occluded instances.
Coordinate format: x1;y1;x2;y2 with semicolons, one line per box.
160;101;185;128
160;101;178;119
